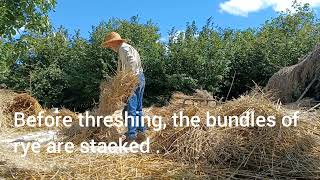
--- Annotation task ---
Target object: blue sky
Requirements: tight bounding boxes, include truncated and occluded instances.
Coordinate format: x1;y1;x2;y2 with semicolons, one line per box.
49;0;320;39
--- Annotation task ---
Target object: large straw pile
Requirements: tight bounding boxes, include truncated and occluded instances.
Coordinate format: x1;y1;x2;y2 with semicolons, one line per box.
5;93;42;117
1;89;320;179
62;71;138;144
150;93;320;179
2;93;43;130
1;91;74;131
266;44;320;103
0;90;16;129
1;87;319;179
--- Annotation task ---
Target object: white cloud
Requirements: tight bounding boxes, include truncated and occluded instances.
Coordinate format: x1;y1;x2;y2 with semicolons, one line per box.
219;0;264;16
219;0;320;17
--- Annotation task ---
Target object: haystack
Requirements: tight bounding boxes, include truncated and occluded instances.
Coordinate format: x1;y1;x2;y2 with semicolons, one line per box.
1;91;76;131
62;71;138;144
0;90;16;129
5;93;42;117
151;93;320;179
3;93;43;129
266;44;320;103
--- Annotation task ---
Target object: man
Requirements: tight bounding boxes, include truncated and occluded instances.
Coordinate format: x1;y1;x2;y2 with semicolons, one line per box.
101;32;146;143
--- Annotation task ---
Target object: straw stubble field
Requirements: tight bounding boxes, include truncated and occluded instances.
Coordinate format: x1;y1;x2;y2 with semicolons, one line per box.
1;71;320;179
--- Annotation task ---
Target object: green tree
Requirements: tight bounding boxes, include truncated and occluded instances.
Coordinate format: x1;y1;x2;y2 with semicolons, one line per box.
2;2;320;109
0;0;56;38
258;3;320;69
166;20;231;95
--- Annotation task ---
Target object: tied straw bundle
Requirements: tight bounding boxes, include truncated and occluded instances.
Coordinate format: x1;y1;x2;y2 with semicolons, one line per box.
62;71;138;144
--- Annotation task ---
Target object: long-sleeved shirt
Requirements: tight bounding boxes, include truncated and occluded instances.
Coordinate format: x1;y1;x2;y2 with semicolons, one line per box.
118;43;143;74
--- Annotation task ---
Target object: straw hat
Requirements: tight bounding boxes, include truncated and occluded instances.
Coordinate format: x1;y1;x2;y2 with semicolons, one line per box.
101;32;125;47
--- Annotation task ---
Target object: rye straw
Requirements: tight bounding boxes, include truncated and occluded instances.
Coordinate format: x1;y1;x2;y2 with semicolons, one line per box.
62;71;138;144
151;92;320;178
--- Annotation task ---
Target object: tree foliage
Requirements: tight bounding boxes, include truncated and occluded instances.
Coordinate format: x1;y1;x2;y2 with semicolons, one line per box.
1;3;320;110
0;0;56;38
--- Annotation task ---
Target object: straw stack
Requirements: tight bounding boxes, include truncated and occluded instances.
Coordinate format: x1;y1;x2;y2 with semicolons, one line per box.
2;93;43;130
151;93;320;179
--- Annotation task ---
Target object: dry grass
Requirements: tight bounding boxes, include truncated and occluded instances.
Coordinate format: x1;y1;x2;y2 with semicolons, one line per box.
3;93;43;131
0;146;201;179
43;107;79;130
150;92;320;179
0;90;16;130
5;93;43;118
1;87;320;179
1;92;73;131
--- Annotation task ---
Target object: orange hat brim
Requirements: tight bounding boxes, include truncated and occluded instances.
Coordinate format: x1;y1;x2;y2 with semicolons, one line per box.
102;39;125;48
